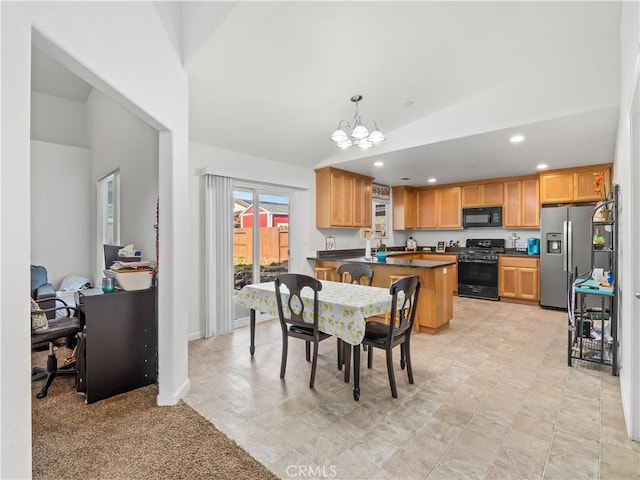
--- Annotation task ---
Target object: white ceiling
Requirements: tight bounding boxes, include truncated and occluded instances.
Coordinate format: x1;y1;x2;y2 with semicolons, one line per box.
31;1;622;188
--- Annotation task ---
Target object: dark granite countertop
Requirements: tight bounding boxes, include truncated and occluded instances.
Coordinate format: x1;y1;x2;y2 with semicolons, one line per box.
310;255;455;270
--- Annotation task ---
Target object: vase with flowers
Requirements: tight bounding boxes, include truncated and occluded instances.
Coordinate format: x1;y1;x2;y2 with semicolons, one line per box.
593;172;610;221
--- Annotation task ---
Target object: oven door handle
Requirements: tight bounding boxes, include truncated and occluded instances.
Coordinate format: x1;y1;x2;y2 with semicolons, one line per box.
458;259;498;265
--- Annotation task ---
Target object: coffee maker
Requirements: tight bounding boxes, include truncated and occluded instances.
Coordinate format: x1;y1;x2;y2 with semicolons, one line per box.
527;238;540;255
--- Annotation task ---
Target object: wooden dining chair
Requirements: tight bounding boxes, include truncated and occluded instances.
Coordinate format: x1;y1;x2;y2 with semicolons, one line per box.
360;275;420;398
274;273;331;388
336;263;374;377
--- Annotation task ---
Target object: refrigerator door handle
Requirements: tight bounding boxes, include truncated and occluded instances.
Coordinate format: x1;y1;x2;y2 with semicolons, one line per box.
563;220;568;272
567;220;573;273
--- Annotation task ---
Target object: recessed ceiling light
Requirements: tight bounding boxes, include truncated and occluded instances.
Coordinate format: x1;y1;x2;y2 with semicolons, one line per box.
427;178;437;183
374;161;384;167
537;163;548;170
510;135;525;143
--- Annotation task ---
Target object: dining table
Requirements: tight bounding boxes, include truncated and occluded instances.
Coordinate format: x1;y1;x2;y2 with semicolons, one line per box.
234;279;395;400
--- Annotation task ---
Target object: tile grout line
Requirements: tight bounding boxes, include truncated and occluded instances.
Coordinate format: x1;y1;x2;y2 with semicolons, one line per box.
540;369;569;479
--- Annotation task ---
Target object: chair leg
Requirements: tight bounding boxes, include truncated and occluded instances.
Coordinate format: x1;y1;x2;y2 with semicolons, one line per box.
400;343;406;370
367;344;373;369
343;342;351;383
309;341;319;389
405;338;414;384
305;341;311;362
280;334;288;379
385;348;397;398
33;344;76;399
337;338;343;371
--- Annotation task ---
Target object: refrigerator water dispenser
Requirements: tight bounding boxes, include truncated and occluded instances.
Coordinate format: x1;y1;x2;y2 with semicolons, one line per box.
546;233;562;254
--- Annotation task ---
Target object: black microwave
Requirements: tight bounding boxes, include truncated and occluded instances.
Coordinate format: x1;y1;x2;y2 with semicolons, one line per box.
462;206;502;228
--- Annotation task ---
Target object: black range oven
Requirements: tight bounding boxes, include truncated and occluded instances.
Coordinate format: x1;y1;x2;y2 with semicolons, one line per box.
457;239;505;301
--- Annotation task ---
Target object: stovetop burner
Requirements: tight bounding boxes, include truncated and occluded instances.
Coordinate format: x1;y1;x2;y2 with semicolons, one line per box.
458;238;505;262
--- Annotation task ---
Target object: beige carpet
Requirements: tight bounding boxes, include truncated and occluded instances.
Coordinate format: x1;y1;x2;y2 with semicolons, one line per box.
31;350;278;480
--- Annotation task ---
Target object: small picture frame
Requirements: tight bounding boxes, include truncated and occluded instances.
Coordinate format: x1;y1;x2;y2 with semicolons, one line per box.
326;236;336;250
436;241;446;253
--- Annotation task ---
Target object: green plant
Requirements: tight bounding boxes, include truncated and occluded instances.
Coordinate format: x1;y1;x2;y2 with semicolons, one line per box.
378;242;387;252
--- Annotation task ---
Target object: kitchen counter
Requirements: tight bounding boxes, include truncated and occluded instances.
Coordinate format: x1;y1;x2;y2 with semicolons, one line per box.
309;254;455;270
312;255;454;335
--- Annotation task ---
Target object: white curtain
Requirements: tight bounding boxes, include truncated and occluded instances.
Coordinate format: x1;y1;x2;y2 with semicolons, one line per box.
204;174;234;338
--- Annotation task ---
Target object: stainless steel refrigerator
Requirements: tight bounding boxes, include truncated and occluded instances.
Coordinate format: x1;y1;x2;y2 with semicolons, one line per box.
540;205;608;309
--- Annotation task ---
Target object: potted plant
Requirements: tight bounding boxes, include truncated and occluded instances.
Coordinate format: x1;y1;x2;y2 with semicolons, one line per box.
376;242;388;262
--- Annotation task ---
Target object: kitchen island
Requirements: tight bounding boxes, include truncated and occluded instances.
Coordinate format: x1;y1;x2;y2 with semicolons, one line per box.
311;254;455;334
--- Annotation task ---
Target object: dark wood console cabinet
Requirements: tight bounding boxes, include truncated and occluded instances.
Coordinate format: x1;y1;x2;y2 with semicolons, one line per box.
77;287;157;403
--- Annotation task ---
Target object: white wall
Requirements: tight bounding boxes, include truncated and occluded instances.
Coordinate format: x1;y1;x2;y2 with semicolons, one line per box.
615;1;640;441
30;140;92;287
1;3;189;478
86;89;159;285
30;91;88;148
188;141;318;339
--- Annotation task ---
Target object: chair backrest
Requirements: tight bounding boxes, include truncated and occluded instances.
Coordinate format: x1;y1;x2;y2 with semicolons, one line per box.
104;244;124;270
337;263;374;286
30;265;48;298
388;275;420;337
274;273;322;330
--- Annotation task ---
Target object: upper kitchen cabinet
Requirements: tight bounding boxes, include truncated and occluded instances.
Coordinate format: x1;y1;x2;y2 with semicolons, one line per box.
503;177;540;228
539;164;611;204
437;187;462;229
392;186;416;230
316;167;373;228
400;186;461;230
416;188;437;229
461;182;503;208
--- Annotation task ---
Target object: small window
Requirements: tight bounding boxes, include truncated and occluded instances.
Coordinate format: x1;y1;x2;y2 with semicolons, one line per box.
98;170;120;246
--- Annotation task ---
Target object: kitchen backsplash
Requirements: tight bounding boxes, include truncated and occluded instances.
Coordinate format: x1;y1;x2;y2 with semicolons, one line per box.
317;227;539;252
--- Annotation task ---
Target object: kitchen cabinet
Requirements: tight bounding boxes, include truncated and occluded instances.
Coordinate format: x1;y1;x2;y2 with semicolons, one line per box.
316;167;373;228
574;168;611;202
499;256;539;303
406;186;461;230
437;187;462;229
461;182;503;207
503;177;540;228
416;188;437;229
353;175;372;227
392;186;416;230
417;253;458;295
539;165;611;204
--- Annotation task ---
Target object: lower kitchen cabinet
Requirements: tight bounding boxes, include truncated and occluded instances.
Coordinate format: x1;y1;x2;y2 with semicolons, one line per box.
416;253;458;295
499;256;539;304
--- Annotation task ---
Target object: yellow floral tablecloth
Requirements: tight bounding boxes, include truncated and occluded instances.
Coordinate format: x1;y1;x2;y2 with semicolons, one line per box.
235;280;393;345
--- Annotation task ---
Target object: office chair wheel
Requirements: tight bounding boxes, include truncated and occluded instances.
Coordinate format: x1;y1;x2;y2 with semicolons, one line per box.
36;388;48;399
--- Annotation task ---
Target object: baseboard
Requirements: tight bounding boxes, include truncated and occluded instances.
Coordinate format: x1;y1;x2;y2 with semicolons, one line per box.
156;378;190;406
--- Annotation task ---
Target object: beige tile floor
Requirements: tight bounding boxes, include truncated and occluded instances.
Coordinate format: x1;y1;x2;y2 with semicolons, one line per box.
185;297;640;479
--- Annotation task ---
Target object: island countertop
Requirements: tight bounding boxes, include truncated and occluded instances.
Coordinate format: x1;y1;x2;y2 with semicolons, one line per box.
309;255;455;270
311;255;455;334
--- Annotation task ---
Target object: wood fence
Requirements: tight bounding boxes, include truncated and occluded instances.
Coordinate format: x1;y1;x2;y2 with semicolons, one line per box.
234;227;288;264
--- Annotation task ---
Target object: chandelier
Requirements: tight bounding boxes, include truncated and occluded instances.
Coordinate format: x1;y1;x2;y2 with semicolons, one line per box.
330;95;385;150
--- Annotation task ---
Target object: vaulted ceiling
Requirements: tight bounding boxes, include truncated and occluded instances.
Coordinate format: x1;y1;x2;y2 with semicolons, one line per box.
185;1;621;187
31;1;622;188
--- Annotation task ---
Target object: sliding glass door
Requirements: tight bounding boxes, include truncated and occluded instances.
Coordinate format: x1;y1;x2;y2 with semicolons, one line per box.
233;188;290;321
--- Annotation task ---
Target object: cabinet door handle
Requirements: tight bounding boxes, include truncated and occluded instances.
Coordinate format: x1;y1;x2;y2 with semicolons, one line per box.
635;292;640;299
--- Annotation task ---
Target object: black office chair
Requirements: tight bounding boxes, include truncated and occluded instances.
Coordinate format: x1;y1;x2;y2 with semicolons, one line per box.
336;264;374;376
31;298;83;399
274;273;331;388
359;275;420;398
